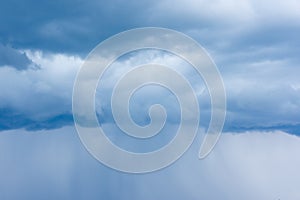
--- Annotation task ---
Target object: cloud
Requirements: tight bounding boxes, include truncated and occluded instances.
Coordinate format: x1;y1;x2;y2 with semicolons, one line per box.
222;54;300;131
0;0;299;132
0;44;38;70
1;0;299;54
0;127;299;199
0;51;81;130
0;48;299;134
1;1;299;199
0;0;153;54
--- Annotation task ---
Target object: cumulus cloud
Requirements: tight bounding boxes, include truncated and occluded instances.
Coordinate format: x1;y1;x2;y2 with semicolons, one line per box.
0;48;299;134
0;44;38;70
0;127;299;199
0;51;82;130
0;0;299;133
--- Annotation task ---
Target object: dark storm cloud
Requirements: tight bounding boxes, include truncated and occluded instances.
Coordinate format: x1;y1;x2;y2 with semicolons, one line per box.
0;0;299;133
0;0;153;54
0;107;73;131
1;0;299;61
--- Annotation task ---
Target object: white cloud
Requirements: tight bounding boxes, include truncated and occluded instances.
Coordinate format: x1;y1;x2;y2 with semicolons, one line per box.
0;47;299;130
0;50;82;121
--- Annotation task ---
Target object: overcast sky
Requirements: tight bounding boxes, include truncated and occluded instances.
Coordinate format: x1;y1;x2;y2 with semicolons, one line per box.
0;0;300;199
0;0;300;132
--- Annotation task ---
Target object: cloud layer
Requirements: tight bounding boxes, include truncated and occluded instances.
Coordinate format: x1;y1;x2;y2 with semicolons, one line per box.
0;48;299;134
0;0;299;133
1;0;300;54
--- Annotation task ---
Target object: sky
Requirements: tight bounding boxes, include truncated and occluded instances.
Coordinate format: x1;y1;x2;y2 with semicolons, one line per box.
0;0;300;199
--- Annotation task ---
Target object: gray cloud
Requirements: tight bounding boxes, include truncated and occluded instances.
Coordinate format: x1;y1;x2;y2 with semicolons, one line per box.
1;0;299;55
0;44;38;70
0;0;299;133
0;48;299;135
0;0;153;54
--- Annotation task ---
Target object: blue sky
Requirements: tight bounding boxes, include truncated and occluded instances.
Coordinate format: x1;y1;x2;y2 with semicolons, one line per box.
0;0;300;199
